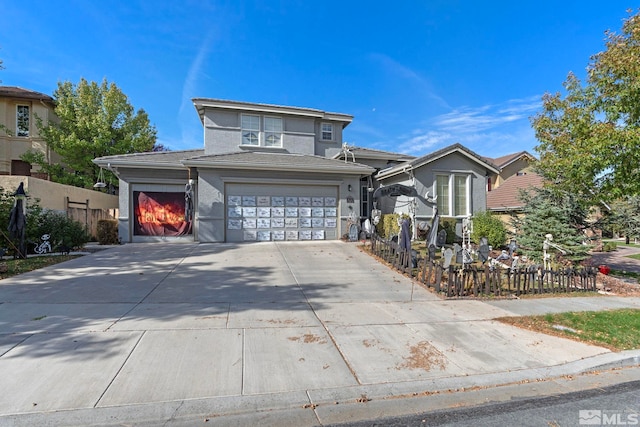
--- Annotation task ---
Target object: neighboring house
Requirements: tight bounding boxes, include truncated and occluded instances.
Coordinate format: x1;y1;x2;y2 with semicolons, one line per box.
0;86;118;235
486;172;545;219
94;99;375;243
373;143;500;238
0;86;59;177
484;150;537;191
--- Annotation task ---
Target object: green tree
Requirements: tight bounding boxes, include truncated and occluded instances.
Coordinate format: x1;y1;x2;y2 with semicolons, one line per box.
608;196;640;243
23;78;157;188
512;187;590;265
532;10;640;207
471;210;507;248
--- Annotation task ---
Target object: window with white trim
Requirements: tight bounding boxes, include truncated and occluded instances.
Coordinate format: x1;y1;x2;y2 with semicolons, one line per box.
264;117;282;147
241;114;260;145
17;105;30;137
435;173;470;217
321;123;333;141
241;114;283;147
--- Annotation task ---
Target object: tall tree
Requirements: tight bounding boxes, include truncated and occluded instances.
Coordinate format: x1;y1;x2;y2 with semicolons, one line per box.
23;78;157;188
512;187;591;265
532;10;640;206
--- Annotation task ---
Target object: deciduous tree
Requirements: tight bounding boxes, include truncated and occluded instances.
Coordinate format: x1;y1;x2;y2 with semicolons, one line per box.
532;10;640;206
24;78;157;188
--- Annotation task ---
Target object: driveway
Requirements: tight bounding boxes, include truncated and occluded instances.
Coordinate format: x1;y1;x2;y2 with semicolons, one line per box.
0;241;635;426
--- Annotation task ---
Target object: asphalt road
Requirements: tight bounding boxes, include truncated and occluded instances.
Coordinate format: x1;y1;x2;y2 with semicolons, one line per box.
334;380;640;427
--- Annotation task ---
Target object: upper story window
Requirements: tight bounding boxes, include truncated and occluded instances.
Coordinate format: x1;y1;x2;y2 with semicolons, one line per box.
264;117;282;147
241;114;283;147
435;173;470;217
321;123;333;141
17;105;30;137
241;114;260;145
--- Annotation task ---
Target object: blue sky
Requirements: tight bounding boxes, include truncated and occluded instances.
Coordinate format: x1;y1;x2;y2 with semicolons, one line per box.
0;1;634;158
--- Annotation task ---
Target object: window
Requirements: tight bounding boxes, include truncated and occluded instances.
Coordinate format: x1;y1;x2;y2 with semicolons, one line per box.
241;114;283;147
435;173;469;217
17;105;29;137
241;114;260;145
264;117;282;147
321;123;333;141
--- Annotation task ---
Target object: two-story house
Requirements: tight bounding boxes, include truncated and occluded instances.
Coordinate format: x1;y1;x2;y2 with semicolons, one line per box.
0;86;59;177
94;99;375;243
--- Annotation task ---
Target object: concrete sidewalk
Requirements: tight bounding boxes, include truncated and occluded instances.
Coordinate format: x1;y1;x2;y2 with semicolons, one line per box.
0;241;639;426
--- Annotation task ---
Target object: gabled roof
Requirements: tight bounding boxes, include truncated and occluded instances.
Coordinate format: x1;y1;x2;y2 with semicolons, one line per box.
485;151;536;169
486;172;544;211
192;98;353;128
332;146;416;162
0;86;55;105
183;151;375;175
375;143;500;180
94;149;374;175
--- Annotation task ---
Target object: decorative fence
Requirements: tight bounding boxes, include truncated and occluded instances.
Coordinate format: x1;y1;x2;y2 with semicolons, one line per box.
369;234;598;297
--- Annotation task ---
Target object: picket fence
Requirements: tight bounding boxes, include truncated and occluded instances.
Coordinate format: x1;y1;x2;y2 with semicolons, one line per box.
369;234;598;297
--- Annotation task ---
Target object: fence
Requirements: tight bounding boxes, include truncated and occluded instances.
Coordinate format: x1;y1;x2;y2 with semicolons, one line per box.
369;234;598;297
65;197;118;238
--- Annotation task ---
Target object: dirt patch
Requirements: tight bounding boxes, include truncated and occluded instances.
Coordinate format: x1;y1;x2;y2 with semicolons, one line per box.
397;340;446;372
288;333;327;344
597;273;640;296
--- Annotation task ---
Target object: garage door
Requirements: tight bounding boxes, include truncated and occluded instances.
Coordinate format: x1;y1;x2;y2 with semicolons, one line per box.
225;183;339;242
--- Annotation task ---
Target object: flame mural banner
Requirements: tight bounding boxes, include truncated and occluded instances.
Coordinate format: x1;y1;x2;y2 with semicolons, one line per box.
133;191;192;236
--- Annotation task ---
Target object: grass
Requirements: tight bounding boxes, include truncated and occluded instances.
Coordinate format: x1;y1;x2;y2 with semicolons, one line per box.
0;255;79;280
498;308;640;351
626;253;640;260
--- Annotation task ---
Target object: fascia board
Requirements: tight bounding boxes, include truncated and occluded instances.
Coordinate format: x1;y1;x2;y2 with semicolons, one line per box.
182;159;373;175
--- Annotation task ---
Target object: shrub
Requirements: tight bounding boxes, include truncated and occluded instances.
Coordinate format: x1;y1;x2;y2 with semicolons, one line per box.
471;210;507;248
33;210;91;251
603;241;617;252
375;213;410;239
439;218;458;244
97;219;119;245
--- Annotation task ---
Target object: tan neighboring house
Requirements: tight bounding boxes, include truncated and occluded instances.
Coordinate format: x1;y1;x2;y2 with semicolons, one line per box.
0;86;118;236
485;151;543;230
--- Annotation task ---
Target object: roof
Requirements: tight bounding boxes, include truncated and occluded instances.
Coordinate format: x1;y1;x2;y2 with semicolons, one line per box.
94;149;374;175
93;149;205;169
0;86;55;104
485;151;536;169
183;151;375;175
486;172;545;211
192;98;353;128
375;143;500;180
333;146;416;162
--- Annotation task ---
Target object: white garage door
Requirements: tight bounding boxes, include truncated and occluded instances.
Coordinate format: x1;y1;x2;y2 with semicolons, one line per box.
225;183;339;243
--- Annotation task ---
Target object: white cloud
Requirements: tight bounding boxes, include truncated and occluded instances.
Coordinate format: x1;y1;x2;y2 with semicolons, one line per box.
397;95;543;157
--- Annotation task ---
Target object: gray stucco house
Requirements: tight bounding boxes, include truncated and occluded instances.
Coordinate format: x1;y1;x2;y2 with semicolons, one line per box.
371;143;500;237
94;99;374;243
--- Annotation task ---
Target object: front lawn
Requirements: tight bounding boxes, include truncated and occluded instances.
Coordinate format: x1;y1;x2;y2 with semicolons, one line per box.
0;255;79;280
498;309;640;351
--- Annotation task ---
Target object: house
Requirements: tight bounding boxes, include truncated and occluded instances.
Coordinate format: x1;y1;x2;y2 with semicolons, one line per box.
372;144;500;238
0;86;59;177
484;150;537;191
0;86;118;236
94;99;375;243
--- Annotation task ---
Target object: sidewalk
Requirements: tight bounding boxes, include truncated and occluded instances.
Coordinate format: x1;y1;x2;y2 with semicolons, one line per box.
0;241;639;426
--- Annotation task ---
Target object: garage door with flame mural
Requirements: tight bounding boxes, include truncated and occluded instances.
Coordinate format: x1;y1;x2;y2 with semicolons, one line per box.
133;191;192;236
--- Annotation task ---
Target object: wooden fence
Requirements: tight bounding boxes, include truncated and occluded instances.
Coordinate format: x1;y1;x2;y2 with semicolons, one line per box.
369;234;598;297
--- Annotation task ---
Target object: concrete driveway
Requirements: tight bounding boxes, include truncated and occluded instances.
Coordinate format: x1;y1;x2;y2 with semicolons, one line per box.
0;241;637;426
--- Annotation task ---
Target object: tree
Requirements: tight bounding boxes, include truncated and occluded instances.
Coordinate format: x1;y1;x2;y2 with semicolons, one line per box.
608;196;640;243
23;78;157;188
532;10;640;207
512;187;591;265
